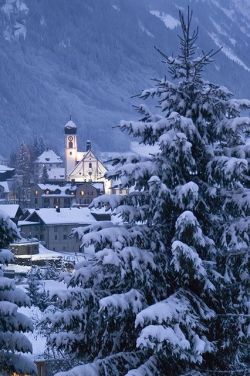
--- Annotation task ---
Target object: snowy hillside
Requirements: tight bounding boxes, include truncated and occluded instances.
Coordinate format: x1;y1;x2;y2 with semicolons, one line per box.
0;0;249;155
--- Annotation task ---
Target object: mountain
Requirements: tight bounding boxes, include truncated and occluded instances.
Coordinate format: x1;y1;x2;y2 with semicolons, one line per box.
0;0;249;156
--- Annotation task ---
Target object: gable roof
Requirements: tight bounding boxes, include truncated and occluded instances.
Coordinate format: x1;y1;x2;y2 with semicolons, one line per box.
0;204;23;219
24;207;103;225
70;150;107;176
35;150;63;164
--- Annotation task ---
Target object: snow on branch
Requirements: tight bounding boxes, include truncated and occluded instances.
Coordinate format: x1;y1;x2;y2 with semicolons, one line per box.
90;194;125;210
76;225;149;251
99;289;146;316
171;240;207;281
174;182;199;210
126;356;160;376
207;157;248;187
135;289;215;329
0;332;32;353
55;351;145;376
174;211;215;253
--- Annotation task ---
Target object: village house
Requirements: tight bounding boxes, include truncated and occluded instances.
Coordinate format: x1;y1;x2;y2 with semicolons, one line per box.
34;149;64;183
19;207;110;252
30;182;102;208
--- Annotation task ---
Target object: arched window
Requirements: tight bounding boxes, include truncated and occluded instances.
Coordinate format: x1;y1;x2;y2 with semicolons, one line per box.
68;141;73;148
89;162;92;168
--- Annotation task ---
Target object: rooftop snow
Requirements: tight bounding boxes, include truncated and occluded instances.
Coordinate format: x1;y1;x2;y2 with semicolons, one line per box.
0;164;14;172
64;120;77;129
25;207;103;225
35;150;63;164
38;183;75;194
0;204;21;218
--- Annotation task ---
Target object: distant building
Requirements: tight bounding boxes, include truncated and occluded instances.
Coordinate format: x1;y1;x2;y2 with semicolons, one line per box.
10;239;39;256
30;182;102;208
64;119;111;193
0;164;15;181
34;150;63;182
47;167;65;184
0;181;10;203
19;207;110;252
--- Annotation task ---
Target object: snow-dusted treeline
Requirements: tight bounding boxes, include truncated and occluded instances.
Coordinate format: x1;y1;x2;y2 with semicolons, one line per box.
44;8;249;376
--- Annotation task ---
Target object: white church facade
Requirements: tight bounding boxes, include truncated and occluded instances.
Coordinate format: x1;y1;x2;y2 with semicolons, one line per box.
64;120;111;193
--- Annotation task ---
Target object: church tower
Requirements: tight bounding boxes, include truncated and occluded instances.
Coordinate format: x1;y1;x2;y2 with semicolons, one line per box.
64;118;78;181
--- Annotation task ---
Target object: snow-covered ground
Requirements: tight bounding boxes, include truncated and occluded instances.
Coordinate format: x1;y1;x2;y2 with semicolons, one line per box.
19;305;47;357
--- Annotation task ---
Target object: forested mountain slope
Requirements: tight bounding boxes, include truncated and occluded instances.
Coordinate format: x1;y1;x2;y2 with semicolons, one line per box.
0;0;249;154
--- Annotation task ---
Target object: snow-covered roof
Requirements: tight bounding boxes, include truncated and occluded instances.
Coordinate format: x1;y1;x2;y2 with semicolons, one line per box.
48;167;65;180
25;207;102;225
35;150;63;164
0;181;10;193
0;204;21;218
37;183;76;195
0;164;14;172
65;120;77;129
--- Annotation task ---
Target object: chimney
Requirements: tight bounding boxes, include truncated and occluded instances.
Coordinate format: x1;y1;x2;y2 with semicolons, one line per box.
86;140;91;151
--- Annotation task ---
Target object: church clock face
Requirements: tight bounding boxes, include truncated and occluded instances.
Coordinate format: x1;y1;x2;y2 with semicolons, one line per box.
68;136;73;141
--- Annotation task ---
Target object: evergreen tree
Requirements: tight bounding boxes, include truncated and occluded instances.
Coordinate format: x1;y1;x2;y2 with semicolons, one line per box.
16;143;32;187
32;136;46;161
26;267;49;311
9;151;17;169
0;209;37;375
46;9;249;376
41;165;49;184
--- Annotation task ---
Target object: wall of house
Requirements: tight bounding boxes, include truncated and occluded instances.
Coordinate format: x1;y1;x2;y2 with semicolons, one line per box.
20;223;83;252
46;224;82;252
34;162;63;181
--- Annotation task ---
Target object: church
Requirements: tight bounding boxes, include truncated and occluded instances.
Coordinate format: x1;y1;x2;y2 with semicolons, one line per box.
64;119;112;194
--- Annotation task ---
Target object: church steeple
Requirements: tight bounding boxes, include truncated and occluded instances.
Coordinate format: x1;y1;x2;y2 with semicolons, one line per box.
64;116;77;135
64;117;78;181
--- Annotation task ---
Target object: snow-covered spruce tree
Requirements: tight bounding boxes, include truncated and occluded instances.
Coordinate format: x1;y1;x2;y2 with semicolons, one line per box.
0;210;37;375
46;9;249;376
26;267;49;311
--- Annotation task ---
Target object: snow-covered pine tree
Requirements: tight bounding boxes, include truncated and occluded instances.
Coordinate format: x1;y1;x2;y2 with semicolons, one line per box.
16;143;32;187
0;209;37;375
41;165;49;184
26;267;48;311
45;8;249;376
